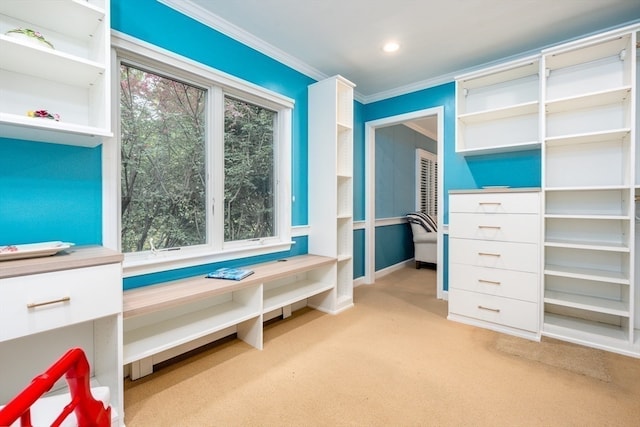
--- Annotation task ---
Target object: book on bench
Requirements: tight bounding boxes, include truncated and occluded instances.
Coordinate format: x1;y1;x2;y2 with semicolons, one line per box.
206;267;254;281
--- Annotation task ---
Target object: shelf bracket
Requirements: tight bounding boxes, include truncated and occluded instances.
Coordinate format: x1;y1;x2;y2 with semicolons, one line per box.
619;49;626;61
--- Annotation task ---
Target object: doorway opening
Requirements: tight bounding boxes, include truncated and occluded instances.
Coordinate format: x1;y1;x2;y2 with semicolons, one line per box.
364;107;444;299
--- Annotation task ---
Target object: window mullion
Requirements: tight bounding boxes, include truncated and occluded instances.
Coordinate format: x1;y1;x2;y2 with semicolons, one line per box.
210;86;225;251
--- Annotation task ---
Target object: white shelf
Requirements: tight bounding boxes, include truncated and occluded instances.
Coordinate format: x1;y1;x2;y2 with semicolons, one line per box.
263;279;334;313
544;35;630;71
543;313;630;349
544;128;630;147
545;86;631;113
544;290;629;316
545;213;629;220
458;101;538;124
123;301;260;364
0;0;105;40
457;140;541;156
544;264;629;285
544;239;629;252
0;0;110;146
0;35;105;87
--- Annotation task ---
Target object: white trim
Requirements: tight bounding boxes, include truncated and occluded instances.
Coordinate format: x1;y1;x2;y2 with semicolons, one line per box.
110;31;294;277
111;31;294;108
374;259;415;280
365;107;445;298
375;217;407;227
291;225;310;237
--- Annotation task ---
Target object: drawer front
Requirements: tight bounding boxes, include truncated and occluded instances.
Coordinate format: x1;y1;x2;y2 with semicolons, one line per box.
449;288;539;332
449;263;539;302
0;263;121;342
449;212;539;243
449;192;539;214
449;238;538;273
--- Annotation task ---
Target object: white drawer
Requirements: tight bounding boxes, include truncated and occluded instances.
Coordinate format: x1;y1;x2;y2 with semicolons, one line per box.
449;263;539;302
448;288;539;332
449;238;538;273
449;212;539;243
0;263;121;342
449;191;539;214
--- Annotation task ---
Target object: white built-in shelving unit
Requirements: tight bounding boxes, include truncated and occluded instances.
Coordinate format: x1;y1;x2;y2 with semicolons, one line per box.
308;75;355;313
0;0;111;146
541;27;639;356
456;56;541;155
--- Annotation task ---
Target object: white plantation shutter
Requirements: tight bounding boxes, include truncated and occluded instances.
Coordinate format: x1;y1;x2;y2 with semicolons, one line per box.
416;149;437;217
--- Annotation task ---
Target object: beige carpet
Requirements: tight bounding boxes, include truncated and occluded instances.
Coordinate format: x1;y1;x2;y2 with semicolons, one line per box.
123;267;640;426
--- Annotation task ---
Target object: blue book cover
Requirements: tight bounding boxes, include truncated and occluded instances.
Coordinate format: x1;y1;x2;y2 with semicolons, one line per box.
206;267;254;280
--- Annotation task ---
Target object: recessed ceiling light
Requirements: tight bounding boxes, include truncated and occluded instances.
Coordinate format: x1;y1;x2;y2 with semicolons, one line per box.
383;41;400;53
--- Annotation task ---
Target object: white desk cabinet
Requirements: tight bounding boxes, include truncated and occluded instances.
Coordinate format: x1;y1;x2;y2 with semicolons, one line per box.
448;189;541;340
0;246;124;426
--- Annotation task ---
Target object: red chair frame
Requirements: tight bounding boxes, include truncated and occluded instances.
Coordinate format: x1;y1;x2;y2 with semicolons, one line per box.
0;347;111;427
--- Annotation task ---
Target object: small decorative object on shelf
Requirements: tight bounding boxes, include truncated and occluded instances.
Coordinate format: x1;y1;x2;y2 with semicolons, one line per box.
206;267;254;280
27;110;60;121
5;28;54;49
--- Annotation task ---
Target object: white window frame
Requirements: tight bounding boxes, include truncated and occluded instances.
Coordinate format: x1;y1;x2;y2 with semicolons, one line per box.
104;32;293;277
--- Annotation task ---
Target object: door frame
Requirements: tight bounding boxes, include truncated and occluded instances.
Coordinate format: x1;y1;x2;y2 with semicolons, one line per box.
364;106;445;299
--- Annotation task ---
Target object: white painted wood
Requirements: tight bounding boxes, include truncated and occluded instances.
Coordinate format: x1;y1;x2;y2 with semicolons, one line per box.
0;248;124;426
308;75;355;312
541;27;638;357
455;57;540;155
449;213;540;243
0;0;111;145
448;288;539;332
449;264;539;302
448;190;541;339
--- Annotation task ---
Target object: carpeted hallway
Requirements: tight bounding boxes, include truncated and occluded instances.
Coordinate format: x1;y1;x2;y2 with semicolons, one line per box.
123;267;640;426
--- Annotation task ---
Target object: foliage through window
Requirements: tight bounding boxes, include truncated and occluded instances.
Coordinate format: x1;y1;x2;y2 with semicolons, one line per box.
120;63;278;255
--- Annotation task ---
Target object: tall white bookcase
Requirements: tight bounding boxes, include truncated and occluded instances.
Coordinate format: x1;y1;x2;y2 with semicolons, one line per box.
0;0;111;146
541;27;638;356
308;75;355;313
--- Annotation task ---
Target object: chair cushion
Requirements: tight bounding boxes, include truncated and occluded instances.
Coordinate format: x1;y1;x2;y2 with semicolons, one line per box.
406;212;437;232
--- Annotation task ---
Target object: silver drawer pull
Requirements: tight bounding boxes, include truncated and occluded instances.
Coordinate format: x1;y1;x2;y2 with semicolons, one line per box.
478;225;501;230
478;252;501;257
478;305;500;313
478;279;501;285
478;202;501;206
27;296;71;309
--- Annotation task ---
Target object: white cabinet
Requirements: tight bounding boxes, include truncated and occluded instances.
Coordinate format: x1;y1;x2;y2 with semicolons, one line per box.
308;75;355;313
448;190;541;339
541;26;639;356
455;57;540;155
0;247;124;426
0;0;111;147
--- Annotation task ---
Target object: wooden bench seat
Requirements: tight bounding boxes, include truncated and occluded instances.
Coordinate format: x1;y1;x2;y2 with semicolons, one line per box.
123;254;337;379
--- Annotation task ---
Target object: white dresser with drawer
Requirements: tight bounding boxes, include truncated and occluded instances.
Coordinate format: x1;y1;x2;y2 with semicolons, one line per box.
0;246;125;426
448;189;541;340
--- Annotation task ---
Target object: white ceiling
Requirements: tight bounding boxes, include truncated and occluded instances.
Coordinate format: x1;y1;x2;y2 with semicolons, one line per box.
163;0;640;103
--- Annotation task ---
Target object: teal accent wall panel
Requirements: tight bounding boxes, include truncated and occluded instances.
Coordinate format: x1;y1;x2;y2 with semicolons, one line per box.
0;138;102;246
375;223;413;271
353;228;365;279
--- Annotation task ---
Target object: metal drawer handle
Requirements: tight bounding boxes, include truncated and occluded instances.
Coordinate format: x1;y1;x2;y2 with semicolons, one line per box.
27;296;71;309
478;202;501;206
478;252;501;257
478;225;501;229
478;305;500;313
478;279;501;285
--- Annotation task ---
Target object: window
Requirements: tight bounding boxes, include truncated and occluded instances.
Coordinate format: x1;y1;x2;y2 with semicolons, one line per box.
111;36;293;273
416;148;437;217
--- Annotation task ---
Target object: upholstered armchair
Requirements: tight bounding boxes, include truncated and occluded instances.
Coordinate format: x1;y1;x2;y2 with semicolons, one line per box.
406;212;437;269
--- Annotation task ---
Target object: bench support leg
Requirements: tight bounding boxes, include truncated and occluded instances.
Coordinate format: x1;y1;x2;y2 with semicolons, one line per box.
130;357;153;381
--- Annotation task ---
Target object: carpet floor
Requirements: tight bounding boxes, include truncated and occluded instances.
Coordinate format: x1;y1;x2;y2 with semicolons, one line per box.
123;267;640;426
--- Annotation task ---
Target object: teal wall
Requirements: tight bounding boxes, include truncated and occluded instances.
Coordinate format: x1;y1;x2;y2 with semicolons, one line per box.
0;138;102;246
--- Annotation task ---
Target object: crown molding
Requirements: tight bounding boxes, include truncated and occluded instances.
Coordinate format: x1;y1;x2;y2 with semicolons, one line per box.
157;0;329;82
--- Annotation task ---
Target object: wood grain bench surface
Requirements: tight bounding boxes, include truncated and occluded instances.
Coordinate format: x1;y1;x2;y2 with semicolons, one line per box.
123;254;335;319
